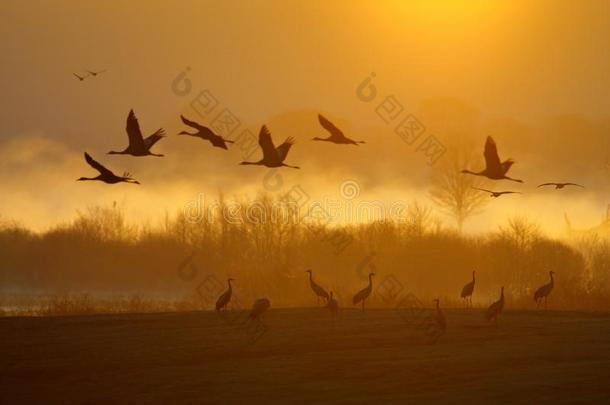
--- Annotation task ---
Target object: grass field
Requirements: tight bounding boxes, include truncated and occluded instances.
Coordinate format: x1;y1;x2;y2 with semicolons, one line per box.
2;308;610;404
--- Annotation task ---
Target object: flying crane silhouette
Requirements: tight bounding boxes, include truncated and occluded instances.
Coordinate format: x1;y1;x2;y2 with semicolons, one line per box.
77;152;140;185
462;136;523;183
239;125;300;169
179;115;235;150
305;269;330;305
73;73;88;81
108;110;166;157
472;187;522;198
534;271;555;308
313;114;365;145
537;182;584;190
86;69;107;77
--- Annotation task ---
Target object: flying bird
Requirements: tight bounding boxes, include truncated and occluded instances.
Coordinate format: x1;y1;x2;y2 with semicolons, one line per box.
472;187;522;198
305;269;330;305
485;286;505;324
239;125;300;169
460;271;476;307
179;115;234;150
249;298;270;320
313;114;365;145
537;182;584;190
86;69;107;77
108;110;166;157
73;73;88;81
215;278;234;312
77;152;140;185
353;272;375;312
534;271;555;309
462;136;523;183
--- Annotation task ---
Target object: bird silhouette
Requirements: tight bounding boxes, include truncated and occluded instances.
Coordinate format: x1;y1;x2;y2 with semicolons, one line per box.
215;278;234;311
86;69;107;77
472;187;522;198
327;291;339;318
353;272;375;312
77;152;140;184
534;271;555;309
462;136;523;183
179;115;235;150
433;299;447;332
239;125;300;169
537;182;584;190
485;286;505;324
305;269;330;305
73;73;88;81
460;271;475;307
108;110;165;157
313;114;365;145
249;298;270;320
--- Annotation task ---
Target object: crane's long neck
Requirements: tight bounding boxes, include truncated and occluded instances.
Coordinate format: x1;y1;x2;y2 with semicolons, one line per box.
240;161;261;166
228;279;232;291
472;272;476;282
77;177;96;181
461;169;483;176
550;273;554;285
500;288;504;301
368;274;373;288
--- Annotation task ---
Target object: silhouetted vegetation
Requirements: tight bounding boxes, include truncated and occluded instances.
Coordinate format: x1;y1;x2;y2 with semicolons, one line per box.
1;195;609;316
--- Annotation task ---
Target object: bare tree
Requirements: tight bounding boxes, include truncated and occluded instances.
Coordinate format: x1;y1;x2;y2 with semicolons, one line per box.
429;154;489;232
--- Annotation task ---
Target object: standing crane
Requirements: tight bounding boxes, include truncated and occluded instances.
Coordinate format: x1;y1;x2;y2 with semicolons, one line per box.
460;271;476;308
249;298;270;320
485;286;505;324
305;269;330;305
353;272;375;312
215;278;234;312
433;299;447;332
327;291;339;321
534;271;555;309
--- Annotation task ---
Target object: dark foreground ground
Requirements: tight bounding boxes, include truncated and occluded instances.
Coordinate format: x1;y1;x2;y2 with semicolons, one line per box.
2;308;610;404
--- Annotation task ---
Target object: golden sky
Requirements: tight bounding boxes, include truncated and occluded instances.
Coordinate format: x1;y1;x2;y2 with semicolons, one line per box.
1;0;609;233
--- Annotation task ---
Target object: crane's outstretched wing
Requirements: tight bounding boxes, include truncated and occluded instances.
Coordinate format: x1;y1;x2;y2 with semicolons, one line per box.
180;115;205;131
484;136;502;172
564;183;585;188
276;137;295;162
537;183;556;188
258;125;278;161
472;187;493;194
208;135;229;150
498;191;521;195
143;128;166;149
84;152;114;177
126;110;145;149
318;114;345;139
